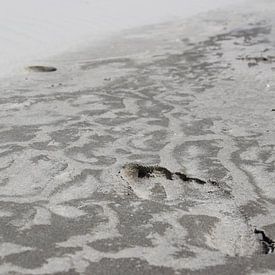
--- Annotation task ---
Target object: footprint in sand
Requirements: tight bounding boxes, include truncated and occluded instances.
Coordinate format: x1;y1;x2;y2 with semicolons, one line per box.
119;163;263;257
119;163;229;202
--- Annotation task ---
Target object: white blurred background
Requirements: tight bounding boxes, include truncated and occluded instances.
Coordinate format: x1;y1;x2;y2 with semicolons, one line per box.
0;0;245;77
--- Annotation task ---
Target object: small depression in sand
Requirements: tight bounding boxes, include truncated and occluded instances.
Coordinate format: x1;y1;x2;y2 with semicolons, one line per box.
26;66;57;72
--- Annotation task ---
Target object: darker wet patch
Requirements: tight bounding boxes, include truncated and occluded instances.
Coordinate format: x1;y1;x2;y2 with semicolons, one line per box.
151;221;172;236
114;220;154;249
143;130;169;152
89;237;135;253
215;25;271;46
155;24;271;93
136;98;174;119
0;201;105;251
174;140;229;181
0;144;24;157
49;128;80;146
181;118;214;136
54;270;79;275
179;215;219;249
30;154;51;164
80;110;106;117
86;257;174;275
30;141;58;151
173;247;196;259
66;144;116;166
3;246;80;269
106;200;173;249
240;200;268;218
87;134;116;147
26;66;57;72
257;145;275;164
0;126;39;143
95;116;137;127
3;250;47;269
147;118;169;127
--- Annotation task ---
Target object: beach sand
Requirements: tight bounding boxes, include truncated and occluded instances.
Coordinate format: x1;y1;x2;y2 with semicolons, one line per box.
0;0;275;274
0;0;242;78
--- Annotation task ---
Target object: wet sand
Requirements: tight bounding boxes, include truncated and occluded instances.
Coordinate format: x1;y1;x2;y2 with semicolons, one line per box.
0;1;275;274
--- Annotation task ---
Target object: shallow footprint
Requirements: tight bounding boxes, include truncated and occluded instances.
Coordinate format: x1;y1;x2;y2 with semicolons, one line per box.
118;163;260;257
26;65;57;72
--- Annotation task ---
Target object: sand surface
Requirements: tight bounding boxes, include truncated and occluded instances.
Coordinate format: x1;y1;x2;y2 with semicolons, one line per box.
0;0;243;78
0;0;275;274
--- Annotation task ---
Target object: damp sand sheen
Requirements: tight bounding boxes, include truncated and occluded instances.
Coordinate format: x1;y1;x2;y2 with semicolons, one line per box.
0;0;275;274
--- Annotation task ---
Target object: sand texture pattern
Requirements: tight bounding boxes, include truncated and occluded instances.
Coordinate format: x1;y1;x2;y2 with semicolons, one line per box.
0;2;275;274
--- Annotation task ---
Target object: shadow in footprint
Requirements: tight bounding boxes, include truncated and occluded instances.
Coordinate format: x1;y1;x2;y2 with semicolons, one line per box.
26;66;57;72
255;229;275;254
